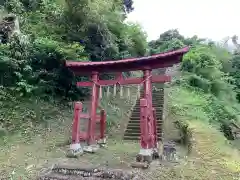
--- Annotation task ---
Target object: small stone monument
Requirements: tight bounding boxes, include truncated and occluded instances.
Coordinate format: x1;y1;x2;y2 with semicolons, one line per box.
162;141;177;161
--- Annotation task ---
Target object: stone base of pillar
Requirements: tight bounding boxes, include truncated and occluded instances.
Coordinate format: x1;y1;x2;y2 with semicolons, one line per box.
152;148;160;159
136;148;153;163
97;138;106;144
83;144;99;153
97;138;107;148
67;143;83;158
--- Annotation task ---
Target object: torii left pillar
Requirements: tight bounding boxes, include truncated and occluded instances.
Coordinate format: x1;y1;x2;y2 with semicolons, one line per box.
83;71;100;152
69;102;83;155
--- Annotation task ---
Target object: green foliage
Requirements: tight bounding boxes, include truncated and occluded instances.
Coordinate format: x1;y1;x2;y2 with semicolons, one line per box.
0;32;88;98
0;0;149;132
150;29;240;139
63;0;147;61
230;52;240;102
29;37;89;98
149;29;185;54
169;85;240;137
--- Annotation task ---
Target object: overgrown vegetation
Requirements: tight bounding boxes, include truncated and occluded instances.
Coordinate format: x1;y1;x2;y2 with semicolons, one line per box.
0;0;240;144
149;29;240;140
0;0;147;133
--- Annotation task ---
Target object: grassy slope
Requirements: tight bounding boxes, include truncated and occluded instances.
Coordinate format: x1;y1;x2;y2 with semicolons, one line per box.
166;86;240;179
0;86;139;179
186;121;240;177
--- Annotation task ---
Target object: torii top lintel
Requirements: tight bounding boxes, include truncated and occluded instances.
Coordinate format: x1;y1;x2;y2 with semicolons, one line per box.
65;47;189;74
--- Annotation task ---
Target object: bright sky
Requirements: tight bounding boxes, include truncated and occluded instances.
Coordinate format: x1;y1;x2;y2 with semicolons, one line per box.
127;0;240;41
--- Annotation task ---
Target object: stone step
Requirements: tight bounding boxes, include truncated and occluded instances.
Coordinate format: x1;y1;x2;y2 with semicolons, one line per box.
132;105;164;108
130;116;163;120
141;91;164;93
137;95;164;98
124;132;162;136
127;125;163;129
132;108;163;111
128;119;163;122
140;92;164;95
123;136;162;140
138;96;164;99
129;117;163;122
136;98;164;101
126;127;163;132
129;118;163;121
123;91;165;141
129;120;163;123
152;95;164;98
127;122;163;126
132;104;164;107
127;124;163;128
126;128;163;132
129;116;163;120
125;129;162;134
124;133;162;138
124;134;162;138
130;111;163;114
132;107;163;111
136;96;164;100
131;112;163;115
131;110;163;114
129;119;163;122
136;101;164;104
126;127;163;131
125;127;162;131
133;101;163;104
127;123;163;128
126;124;163;129
130;112;163;116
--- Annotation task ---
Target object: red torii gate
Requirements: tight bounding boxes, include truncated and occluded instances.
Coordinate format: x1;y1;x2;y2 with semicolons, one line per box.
65;47;189;161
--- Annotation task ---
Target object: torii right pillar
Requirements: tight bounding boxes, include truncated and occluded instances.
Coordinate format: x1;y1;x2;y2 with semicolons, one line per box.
137;68;158;163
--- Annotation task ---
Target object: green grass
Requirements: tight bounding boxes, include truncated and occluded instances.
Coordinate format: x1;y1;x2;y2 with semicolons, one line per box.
168;86;210;122
188;121;240;173
147;120;240;180
164;85;240;179
0;85;139;179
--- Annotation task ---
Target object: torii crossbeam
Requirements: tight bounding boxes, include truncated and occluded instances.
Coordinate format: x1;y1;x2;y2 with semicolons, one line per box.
65;47;189;161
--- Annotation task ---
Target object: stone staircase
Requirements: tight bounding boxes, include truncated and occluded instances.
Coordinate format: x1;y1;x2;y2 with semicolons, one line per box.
123;85;165;141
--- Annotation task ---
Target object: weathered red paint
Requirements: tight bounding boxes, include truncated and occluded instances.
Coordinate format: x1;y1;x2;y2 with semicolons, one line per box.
76;75;171;87
143;69;155;149
66;47;189;160
72;102;82;145
65;47;189;74
87;72;99;145
152;108;158;148
80;114;101;121
140;98;148;149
